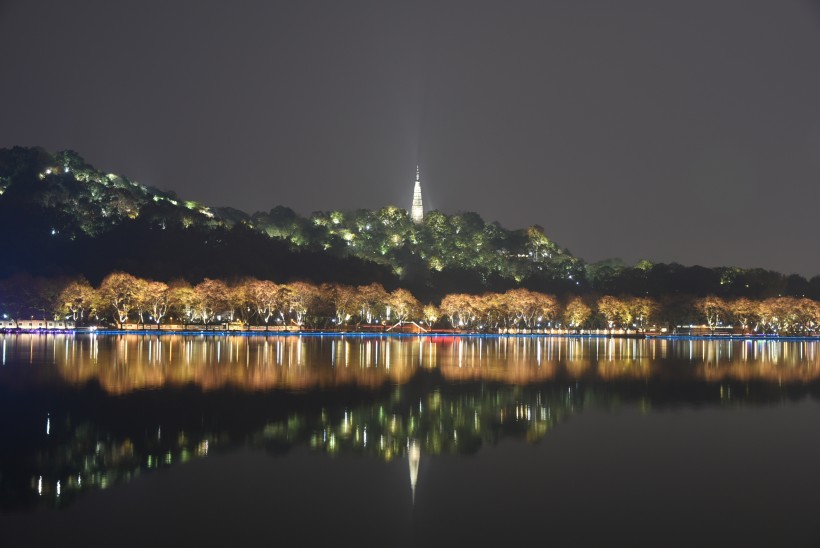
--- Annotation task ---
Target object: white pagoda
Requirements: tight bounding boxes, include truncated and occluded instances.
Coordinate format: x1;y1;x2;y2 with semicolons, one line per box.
410;165;424;224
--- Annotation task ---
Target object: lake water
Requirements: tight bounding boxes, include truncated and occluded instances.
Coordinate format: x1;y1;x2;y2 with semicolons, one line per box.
1;333;819;547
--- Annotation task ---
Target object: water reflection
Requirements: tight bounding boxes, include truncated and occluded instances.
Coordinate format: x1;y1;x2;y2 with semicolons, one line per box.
1;333;820;512
3;334;820;392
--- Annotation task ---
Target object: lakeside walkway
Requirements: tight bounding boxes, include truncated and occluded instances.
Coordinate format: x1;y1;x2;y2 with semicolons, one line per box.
4;325;820;341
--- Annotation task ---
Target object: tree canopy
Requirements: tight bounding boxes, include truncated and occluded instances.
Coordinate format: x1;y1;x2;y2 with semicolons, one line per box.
2;146;817;302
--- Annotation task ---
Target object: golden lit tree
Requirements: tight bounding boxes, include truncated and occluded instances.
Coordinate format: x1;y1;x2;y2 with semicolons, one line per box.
169;282;197;323
794;298;820;334
503;288;558;330
533;292;560;328
145;281;170;325
282;281;319;326
228;280;251;323
756;298;777;333
57;278;96;322
356;283;389;324
627;296;658;330
193;278;230;324
245;279;280;324
387;288;421;325
439;293;478;329
475;293;504;331
325;283;359;326
502;288;535;329
494;291;518;329
761;297;805;334
131;277;152;324
728;297;759;332
225;282;251;323
97;272;139;327
422;304;440;328
563;297;591;330
769;298;792;334
597;296;631;329
694;295;727;330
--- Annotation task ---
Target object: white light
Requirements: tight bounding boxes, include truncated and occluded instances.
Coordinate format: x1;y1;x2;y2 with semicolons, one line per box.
38;476;42;495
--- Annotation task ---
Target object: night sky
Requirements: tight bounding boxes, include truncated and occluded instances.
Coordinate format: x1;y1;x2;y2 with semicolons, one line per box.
2;1;820;276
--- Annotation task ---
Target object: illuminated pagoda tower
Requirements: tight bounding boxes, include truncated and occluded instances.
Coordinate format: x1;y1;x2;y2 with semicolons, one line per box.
410;165;424;224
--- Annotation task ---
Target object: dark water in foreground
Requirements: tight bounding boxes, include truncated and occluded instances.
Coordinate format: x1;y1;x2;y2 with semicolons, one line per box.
1;334;819;547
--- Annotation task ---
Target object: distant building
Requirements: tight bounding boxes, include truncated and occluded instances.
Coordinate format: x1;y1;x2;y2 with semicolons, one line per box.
410;165;423;224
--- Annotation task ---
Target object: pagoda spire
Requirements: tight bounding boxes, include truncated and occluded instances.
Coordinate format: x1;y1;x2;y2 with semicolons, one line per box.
411;165;423;224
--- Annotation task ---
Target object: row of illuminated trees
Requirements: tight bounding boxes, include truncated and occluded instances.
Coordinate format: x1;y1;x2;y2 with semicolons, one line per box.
23;272;820;334
56;273;427;329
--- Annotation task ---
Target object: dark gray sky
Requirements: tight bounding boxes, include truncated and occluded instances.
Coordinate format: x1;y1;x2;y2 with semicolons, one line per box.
2;0;820;275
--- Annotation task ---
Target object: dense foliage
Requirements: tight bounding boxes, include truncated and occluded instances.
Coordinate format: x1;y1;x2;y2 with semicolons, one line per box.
2;146;819;302
0;147;579;298
0;147;397;290
5;271;820;335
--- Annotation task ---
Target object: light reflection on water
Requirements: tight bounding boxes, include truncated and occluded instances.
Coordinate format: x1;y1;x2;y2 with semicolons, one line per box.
2;333;820;392
1;333;820;521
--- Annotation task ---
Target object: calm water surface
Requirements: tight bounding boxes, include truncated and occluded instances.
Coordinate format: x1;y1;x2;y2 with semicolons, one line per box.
1;333;819;547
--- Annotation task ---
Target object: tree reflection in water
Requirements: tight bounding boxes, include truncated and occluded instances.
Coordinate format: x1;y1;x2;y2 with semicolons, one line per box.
1;333;819;511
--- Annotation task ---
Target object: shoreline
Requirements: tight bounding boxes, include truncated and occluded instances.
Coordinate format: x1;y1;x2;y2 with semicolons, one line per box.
3;329;820;341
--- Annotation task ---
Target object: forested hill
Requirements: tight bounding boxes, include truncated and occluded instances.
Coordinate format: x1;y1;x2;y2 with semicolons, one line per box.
1;146;817;300
0;147;397;291
0;147;584;297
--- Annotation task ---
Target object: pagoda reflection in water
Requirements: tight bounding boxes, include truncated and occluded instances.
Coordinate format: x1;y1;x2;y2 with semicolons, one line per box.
2;333;820;511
